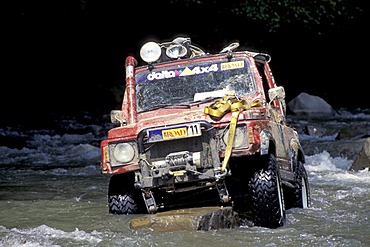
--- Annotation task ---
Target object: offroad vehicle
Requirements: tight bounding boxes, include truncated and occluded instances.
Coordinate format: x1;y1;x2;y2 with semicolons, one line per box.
100;37;311;228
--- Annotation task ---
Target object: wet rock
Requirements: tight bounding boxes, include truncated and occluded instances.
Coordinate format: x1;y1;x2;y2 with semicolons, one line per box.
349;137;370;171
335;127;370;140
301;137;370;171
129;206;252;232
288;110;370;171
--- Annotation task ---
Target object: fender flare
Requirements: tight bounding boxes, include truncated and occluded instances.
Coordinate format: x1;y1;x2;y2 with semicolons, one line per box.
289;137;305;171
260;129;275;155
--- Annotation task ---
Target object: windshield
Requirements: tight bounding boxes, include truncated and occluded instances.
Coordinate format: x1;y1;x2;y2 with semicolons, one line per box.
135;58;256;112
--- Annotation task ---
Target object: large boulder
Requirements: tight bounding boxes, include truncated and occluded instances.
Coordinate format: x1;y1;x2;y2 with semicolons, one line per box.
287;92;337;117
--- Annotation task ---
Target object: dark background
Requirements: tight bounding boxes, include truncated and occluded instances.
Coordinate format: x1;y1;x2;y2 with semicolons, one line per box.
3;1;369;126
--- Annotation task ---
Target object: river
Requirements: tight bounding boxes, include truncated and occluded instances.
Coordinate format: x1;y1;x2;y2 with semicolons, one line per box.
0;109;369;246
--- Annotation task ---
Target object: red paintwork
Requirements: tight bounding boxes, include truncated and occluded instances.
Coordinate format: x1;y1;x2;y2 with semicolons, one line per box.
100;50;300;176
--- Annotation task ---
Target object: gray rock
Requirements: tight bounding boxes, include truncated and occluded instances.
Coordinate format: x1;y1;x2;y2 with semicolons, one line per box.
351;138;370;171
287;92;336;116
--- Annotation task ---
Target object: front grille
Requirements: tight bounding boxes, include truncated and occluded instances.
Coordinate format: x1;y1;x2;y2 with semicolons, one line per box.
138;122;219;170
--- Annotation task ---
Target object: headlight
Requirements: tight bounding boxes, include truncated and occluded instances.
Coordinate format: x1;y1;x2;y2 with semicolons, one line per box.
140;42;161;63
113;143;136;163
223;127;247;148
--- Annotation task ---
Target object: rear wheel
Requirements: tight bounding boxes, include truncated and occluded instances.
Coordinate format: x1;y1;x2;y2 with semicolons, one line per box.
108;173;146;214
249;153;286;228
291;161;311;208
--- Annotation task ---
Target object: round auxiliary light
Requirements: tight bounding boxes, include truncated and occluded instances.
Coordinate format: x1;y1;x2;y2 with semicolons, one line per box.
140;42;161;63
166;44;187;59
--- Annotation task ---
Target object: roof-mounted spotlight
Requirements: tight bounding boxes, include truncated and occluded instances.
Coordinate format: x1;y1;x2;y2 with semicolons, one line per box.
140;41;161;63
166;44;188;59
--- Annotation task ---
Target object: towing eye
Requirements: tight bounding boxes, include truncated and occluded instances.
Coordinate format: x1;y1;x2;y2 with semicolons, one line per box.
204;96;262;172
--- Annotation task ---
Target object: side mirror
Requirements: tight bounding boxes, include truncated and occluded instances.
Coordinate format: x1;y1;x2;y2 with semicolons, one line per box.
268;86;287;116
268;86;285;102
110;110;127;126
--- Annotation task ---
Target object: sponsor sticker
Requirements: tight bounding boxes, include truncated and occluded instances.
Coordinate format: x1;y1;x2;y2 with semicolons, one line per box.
221;61;244;70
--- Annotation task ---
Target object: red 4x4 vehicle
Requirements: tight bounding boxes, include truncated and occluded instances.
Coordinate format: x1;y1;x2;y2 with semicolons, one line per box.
100;37;310;228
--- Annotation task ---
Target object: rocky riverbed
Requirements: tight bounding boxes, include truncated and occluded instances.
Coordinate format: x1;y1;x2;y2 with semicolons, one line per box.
287;109;370;171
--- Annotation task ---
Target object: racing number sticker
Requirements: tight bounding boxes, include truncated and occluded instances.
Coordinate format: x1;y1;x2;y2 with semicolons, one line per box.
147;123;201;142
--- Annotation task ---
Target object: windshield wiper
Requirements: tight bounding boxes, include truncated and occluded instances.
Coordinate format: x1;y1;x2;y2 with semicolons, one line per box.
141;98;222;113
190;97;221;106
142;103;191;112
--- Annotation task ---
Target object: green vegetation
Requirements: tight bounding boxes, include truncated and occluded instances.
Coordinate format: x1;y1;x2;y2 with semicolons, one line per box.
170;0;365;33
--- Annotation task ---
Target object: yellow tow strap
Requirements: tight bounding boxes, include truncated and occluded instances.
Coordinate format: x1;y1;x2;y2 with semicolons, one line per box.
204;96;262;172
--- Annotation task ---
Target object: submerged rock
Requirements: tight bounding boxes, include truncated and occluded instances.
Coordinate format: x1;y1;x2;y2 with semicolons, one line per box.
129;206;252;232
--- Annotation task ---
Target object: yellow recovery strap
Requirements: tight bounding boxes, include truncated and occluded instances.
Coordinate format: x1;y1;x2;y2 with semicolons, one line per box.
204;96;262;172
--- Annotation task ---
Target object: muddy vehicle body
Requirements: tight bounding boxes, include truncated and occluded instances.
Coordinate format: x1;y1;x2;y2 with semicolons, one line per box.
100;37;311;228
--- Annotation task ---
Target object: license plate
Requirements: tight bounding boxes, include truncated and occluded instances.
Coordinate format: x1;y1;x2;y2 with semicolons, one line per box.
147;123;201;143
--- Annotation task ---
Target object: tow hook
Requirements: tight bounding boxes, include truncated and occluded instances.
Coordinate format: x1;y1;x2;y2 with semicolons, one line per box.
215;168;231;203
215;168;228;180
216;179;230;203
142;190;157;213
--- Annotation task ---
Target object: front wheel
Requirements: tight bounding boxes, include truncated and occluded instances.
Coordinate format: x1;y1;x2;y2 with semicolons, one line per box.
108;173;146;214
109;192;140;214
249;153;286;228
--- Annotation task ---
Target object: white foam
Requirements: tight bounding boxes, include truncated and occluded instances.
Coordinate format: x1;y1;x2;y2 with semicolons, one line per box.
0;225;102;247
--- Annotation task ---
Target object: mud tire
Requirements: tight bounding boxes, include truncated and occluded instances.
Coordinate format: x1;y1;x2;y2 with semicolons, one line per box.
249;153;286;228
108;173;145;214
108;193;139;214
285;160;311;209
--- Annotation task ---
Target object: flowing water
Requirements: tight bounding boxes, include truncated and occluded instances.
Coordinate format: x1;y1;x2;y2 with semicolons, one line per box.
0;110;369;246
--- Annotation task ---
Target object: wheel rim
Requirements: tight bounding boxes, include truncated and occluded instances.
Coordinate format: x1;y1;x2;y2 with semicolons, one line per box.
301;176;308;208
277;177;284;220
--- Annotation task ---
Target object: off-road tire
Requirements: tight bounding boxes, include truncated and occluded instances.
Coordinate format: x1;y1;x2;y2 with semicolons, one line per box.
108;173;146;214
108;193;139;214
249;153;286;228
284;160;311;209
